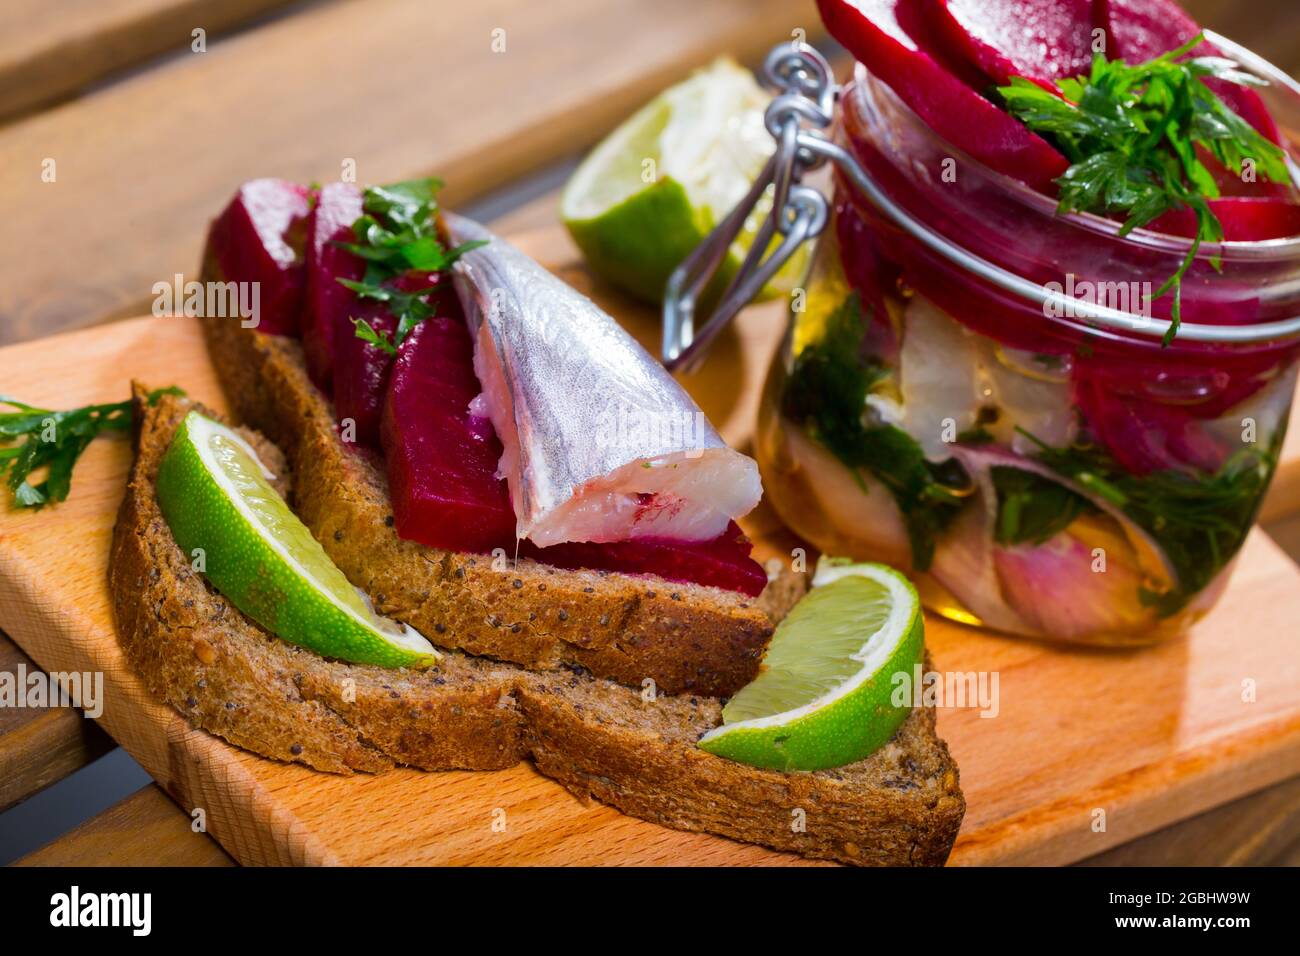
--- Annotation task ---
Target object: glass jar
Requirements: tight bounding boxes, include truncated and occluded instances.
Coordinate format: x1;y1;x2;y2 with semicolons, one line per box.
756;58;1300;646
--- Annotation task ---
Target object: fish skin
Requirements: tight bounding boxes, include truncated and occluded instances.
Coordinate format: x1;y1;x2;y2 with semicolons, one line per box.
442;213;762;547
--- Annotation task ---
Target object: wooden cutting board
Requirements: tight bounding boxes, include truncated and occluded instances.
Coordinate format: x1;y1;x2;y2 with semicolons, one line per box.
3;226;1300;866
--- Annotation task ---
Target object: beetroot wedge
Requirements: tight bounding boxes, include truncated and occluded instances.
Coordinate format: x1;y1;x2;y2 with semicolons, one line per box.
382;314;517;554
202;179;311;335
1149;197;1300;241
524;522;768;597
333;300;397;450
1073;367;1231;474
926;0;1095;89
817;0;1069;190
335;271;446;450
302;182;365;390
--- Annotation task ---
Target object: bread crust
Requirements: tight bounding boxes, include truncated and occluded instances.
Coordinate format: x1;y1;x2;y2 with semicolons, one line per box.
200;314;773;697
110;387;965;865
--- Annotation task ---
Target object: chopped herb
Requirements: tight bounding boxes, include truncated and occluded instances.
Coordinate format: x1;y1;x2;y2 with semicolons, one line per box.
999;34;1290;343
334;177;487;349
991;466;1096;546
0;387;184;509
1017;425;1279;615
351;317;397;356
782;293;968;569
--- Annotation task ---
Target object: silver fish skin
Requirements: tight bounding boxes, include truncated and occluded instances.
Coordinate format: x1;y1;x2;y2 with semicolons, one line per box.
444;213;762;548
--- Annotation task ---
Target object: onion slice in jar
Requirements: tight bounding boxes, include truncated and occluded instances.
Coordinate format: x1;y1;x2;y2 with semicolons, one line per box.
927;468;1034;634
931;444;1180;639
897;296;1077;460
765;420;914;569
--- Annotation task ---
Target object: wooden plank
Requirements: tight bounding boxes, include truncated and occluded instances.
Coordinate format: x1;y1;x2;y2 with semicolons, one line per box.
0;631;114;813
2;227;1300;866
0;0;820;344
14;784;235;866
0;0;300;122
1076;773;1300;866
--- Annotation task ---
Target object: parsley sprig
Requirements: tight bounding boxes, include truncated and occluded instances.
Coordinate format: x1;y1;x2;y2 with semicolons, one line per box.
333;177;486;350
999;34;1291;343
0;387;182;508
351;316;397;356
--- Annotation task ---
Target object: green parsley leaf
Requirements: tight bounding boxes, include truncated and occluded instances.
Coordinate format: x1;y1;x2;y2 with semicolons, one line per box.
0;386;183;509
351;318;397;356
331;176;487;351
999;33;1291;343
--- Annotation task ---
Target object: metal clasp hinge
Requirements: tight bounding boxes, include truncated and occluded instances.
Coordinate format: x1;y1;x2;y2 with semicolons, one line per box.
661;44;838;372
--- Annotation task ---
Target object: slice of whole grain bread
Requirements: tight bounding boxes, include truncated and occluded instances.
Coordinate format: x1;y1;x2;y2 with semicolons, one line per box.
200;315;774;698
111;388;964;865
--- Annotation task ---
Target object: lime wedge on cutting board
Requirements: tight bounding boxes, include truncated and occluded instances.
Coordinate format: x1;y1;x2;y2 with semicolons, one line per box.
698;558;924;771
156;410;437;668
562;57;810;305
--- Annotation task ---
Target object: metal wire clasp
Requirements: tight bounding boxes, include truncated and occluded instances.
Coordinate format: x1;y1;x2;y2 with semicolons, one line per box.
661;44;838;372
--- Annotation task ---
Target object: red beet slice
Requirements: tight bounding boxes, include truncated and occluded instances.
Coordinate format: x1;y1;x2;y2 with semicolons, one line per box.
817;0;1069;190
202;179;310;335
335;271;447;450
1149;197;1300;241
891;0;997;92
927;0;1095;89
382;314;518;554
302;182;365;390
333;301;396;449
1096;0;1283;144
524;521;768;597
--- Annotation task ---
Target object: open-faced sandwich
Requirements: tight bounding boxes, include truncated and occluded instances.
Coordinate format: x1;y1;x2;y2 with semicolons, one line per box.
108;176;964;866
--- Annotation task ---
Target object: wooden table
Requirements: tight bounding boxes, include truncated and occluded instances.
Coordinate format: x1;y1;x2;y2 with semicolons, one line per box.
3;0;1299;866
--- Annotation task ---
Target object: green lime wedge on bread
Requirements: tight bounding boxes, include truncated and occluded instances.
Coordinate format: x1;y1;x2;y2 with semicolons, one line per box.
699;557;925;771
156;410;437;669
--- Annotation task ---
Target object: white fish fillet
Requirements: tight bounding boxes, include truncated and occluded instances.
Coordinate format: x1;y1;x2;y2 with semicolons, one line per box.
443;213;762;548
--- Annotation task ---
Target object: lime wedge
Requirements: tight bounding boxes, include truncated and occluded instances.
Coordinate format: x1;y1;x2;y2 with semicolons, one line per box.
698;557;924;771
562;57;810;305
156;410;437;668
